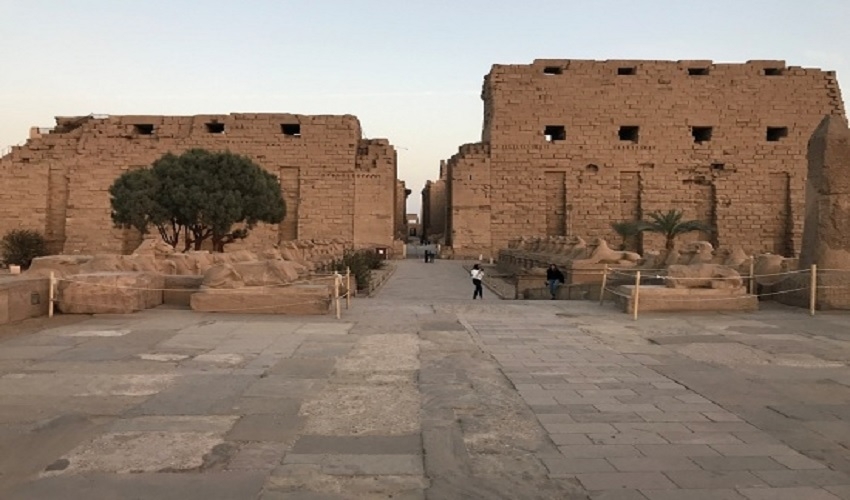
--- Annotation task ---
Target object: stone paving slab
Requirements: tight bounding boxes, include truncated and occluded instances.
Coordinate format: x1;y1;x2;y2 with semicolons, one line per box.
4;472;267;500
1;261;849;498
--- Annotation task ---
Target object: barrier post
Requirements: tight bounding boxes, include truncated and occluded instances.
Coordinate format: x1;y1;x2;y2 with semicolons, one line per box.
748;256;756;295
633;271;641;321
599;264;608;305
334;274;341;320
810;264;817;316
345;267;351;309
48;271;55;318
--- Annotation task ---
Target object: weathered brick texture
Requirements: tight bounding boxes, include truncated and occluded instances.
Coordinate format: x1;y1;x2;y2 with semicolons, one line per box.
436;59;845;258
421;160;447;243
0;113;400;254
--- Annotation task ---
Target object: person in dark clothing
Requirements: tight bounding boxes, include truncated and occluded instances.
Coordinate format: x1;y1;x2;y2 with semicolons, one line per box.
546;264;565;299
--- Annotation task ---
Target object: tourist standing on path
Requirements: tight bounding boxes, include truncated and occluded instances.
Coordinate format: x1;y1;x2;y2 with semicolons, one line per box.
546;264;565;300
471;264;484;299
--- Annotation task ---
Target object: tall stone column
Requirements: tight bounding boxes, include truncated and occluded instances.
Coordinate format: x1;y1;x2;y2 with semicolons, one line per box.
797;114;850;309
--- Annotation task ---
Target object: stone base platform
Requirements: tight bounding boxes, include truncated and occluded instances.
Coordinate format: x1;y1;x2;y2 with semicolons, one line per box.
516;274;598;300
615;285;758;313
162;275;205;307
190;285;332;315
57;272;164;314
0;276;50;325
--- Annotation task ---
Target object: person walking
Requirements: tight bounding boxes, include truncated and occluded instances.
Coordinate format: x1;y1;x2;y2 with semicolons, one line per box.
470;264;484;300
546;264;565;300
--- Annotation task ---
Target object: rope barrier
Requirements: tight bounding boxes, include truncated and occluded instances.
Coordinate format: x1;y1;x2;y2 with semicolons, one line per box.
597;262;827;318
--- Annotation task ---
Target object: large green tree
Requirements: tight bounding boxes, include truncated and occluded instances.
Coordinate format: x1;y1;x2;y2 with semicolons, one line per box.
110;149;285;252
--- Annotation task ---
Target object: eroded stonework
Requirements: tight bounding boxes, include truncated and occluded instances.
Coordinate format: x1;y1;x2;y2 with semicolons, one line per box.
0;113;401;254
431;59;846;258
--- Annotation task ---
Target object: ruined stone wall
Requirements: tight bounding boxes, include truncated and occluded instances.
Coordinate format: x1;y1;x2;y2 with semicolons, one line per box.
445;143;491;258
421;178;447;243
443;59;845;257
0;113;399;254
395;180;408;240
354;139;398;248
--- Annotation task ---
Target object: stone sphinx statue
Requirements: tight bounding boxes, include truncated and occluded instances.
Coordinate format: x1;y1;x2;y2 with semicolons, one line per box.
133;238;176;258
665;263;743;290
753;253;795;287
712;247;750;273
685;241;715;265
565;236;589;259
573;238;641;266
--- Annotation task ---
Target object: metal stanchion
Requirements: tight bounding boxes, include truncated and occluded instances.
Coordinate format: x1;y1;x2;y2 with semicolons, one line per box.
748;256;756;295
810;264;817;316
633;271;641;321
334;273;341;320
345;267;351;309
48;271;55;318
599;264;608;305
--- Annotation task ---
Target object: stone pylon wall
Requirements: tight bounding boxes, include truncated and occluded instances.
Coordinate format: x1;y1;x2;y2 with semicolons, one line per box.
0;113;399;254
441;59;845;258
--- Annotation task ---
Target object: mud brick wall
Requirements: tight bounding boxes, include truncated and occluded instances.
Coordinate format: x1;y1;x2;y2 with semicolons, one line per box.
0;113;399;254
442;59;845;257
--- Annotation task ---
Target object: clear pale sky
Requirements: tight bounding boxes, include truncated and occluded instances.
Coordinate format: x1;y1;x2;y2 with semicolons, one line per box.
2;1;848;214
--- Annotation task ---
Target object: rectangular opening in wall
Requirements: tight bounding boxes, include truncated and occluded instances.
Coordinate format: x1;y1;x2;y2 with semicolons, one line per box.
692;126;713;143
764;68;784;76
619;126;639;142
711;163;726;171
205;122;225;134
544;125;566;142
617;67;636;75
688;68;709;76
281;123;301;136
133;124;154;135
543;66;563;75
766;126;788;142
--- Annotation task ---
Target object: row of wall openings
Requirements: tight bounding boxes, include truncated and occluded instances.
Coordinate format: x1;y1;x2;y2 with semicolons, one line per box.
153;122;303;135
542;67;783;76
544;125;789;143
694;126;787;142
134;124;155;135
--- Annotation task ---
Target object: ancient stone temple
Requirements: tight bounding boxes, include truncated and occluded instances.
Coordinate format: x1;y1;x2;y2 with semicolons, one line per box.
420;160;447;244
430;59;845;259
0;113;402;254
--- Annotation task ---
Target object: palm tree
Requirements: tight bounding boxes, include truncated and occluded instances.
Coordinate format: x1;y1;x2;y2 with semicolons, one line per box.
636;210;712;250
611;220;642;251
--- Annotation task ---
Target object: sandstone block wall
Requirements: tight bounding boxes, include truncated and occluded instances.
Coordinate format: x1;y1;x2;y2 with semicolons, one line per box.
421;161;447;243
0;113;400;254
395;179;409;240
437;59;845;257
446;143;492;258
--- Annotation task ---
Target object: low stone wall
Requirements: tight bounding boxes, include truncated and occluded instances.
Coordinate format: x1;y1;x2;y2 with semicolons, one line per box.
0;277;50;325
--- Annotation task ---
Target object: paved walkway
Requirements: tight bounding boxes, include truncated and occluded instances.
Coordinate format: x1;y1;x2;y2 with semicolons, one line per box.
0;259;849;499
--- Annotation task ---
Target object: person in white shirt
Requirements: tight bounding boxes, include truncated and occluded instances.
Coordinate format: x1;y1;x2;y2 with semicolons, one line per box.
470;264;484;299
